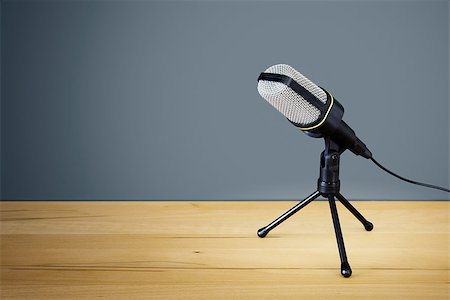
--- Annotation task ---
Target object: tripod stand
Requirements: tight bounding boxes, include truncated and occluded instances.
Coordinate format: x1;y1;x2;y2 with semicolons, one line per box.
257;137;373;278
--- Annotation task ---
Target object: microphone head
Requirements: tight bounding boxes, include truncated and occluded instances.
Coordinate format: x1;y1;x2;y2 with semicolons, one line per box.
257;64;372;158
257;64;340;131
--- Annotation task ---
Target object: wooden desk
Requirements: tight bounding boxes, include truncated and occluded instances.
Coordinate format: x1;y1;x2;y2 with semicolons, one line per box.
1;201;449;299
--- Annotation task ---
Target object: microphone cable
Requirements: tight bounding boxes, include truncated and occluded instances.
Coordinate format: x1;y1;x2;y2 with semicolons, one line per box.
370;157;450;193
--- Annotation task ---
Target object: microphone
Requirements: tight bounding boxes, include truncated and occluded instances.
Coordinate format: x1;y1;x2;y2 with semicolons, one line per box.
257;64;372;159
255;63;449;278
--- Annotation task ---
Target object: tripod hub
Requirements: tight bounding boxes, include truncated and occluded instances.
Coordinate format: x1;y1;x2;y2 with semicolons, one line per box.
318;137;343;195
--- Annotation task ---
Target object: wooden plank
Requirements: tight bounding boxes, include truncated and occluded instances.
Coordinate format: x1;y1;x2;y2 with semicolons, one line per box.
0;201;449;299
0;234;448;269
1;201;448;235
1;269;448;300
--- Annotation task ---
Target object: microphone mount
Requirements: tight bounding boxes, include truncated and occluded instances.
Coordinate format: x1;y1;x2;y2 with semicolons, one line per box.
257;136;374;278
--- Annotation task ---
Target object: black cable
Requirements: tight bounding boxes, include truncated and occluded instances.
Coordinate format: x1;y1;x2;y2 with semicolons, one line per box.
370;157;450;193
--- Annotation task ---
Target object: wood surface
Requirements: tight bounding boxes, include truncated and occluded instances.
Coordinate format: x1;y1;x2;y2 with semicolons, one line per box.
0;201;449;299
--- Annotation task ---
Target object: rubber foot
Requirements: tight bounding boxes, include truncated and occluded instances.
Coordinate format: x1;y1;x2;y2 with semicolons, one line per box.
341;262;352;278
364;222;374;231
257;227;268;238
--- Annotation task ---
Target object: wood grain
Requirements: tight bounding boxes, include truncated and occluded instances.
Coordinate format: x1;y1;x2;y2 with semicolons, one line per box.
1;201;449;299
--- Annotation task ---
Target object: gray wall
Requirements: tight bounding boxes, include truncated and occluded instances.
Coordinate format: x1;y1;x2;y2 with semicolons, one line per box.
1;1;449;200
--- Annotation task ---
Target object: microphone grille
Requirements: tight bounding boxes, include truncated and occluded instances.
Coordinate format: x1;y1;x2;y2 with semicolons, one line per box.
257;64;327;126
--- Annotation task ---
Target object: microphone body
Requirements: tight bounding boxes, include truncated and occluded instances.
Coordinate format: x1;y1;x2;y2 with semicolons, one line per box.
257;64;371;159
328;120;372;158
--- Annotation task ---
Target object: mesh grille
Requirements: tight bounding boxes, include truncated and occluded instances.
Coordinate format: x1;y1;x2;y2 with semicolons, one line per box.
257;64;327;126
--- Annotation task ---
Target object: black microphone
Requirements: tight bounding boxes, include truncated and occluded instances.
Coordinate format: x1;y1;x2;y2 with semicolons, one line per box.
257;64;372;159
255;63;449;278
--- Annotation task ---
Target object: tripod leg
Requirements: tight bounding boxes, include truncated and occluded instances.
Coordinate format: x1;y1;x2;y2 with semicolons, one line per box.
335;193;373;231
328;195;352;278
257;191;320;238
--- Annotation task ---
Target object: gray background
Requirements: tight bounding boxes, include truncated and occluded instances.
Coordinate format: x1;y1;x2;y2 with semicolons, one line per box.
1;1;449;200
